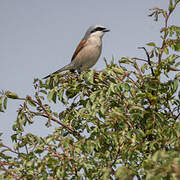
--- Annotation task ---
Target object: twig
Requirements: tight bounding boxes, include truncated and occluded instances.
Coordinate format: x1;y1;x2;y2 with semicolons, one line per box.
136;175;141;180
175;113;180;121
0;143;18;154
41;114;82;139
169;67;180;71
125;73;140;88
34;95;82;139
138;47;155;76
17;94;83;139
0;160;20;179
25;144;29;154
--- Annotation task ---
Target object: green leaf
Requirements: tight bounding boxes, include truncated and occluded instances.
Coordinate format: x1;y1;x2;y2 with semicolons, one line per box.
27;99;36;107
115;166;133;179
40;90;47;94
136;92;146;98
164;47;169;55
52;91;57;103
46;136;53;144
119;57;134;64
11;134;17;142
5;91;19;99
141;63;148;73
146;42;156;47
149;51;154;58
109;83;115;93
3;97;7;110
173;79;178;92
112;67;125;74
123;82;130;91
175;61;180;67
175;72;180;79
47;89;55;102
174;40;180;51
168;0;174;13
130;105;144;112
0;96;3;112
90;91;99;102
56;168;61;178
84;70;94;84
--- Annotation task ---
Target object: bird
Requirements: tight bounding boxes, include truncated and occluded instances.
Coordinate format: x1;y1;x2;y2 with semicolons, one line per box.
43;25;110;79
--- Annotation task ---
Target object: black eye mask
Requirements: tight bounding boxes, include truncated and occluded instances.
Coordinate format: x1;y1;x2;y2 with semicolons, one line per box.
91;27;106;33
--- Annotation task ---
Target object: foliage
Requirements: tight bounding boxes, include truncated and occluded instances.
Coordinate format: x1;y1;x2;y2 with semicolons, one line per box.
0;0;180;179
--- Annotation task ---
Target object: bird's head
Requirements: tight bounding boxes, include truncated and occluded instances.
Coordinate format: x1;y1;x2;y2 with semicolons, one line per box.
84;25;110;39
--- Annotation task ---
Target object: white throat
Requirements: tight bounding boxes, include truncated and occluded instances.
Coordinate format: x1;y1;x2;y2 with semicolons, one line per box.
90;31;105;39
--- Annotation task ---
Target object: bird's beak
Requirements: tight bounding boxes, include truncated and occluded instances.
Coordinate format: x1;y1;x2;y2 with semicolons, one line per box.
103;28;110;32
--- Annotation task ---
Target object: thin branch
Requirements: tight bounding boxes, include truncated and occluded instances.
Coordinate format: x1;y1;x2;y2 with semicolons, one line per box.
138;47;155;76
34;96;83;139
169;67;180;71
16;92;83;139
125;73;140;88
0;160;20;179
111;148;121;168
25;144;29;154
0;143;19;154
41;114;82;139
136;175;141;180
175;113;180;121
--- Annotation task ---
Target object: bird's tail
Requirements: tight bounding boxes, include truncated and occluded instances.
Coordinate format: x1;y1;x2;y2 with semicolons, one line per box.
43;63;75;79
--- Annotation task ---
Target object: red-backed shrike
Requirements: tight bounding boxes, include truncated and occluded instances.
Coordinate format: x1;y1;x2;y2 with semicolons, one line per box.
43;25;110;79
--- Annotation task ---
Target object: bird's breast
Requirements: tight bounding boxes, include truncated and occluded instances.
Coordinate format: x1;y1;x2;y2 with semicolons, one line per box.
74;37;102;71
86;37;102;60
87;36;102;48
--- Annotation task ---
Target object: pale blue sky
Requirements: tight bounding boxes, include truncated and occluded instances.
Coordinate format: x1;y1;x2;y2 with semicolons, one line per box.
0;0;180;145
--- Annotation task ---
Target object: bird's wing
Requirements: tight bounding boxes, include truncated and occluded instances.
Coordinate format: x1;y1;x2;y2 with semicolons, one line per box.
71;38;87;62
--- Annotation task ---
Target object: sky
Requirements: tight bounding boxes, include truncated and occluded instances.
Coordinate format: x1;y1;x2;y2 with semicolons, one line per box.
0;0;180;146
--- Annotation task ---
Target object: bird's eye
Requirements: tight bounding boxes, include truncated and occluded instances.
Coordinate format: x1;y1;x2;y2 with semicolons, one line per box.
91;27;105;33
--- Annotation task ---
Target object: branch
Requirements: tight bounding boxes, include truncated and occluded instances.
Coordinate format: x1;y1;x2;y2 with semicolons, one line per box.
138;47;155;76
41;114;82;139
132;61;145;83
0;160;20;179
125;72;141;88
0;143;19;154
11;90;83;139
169;67;180;71
175;113;180;121
34;96;83;139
